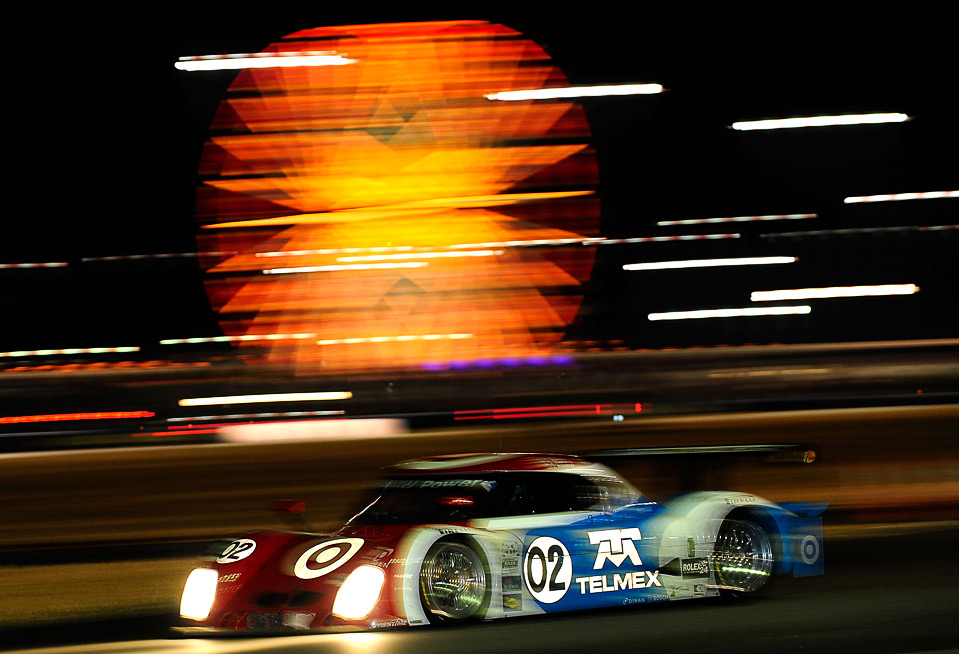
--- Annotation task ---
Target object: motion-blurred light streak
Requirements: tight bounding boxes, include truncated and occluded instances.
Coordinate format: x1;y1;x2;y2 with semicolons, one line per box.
485;83;663;101
194;21;601;372
168;411;345;423
624;256;797;271
0;346;140;358
751;284;919;302
178;391;353;407
844;190;958;203
0;411;155;425
0;262;69;269
175;52;356;71
657;214;815;226
317;333;472;345
596;234;741;245
160;334;318;345
648;306;812;321
731;113;909;130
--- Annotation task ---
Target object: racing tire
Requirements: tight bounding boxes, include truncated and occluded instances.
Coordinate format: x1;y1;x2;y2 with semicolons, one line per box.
419;539;489;623
712;518;774;598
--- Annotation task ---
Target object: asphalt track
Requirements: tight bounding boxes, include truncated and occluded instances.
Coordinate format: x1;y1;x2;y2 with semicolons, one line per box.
2;405;958;652
4;527;959;653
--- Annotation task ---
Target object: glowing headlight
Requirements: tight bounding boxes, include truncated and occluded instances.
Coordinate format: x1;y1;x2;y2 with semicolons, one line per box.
331;565;386;619
180;568;218;621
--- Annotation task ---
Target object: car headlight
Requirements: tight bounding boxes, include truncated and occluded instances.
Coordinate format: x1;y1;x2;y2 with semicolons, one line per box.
331;565;386;619
180;568;219;621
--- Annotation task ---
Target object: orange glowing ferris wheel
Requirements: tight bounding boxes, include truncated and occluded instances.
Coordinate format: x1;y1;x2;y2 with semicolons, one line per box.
195;20;600;372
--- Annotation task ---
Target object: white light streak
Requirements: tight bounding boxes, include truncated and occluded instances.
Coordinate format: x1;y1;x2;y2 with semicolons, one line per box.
337;250;503;263
731;113;909;131
657;214;816;226
486;83;663;101
0;346;140;358
624;256;797;271
0;262;69;269
178;392;353;407
263;262;428;275
169;410;344;423
648;306;811;321
595;234;741;245
844;190;958;204
160;334;317;346
175;51;356;71
751;284;919;302
317;333;473;346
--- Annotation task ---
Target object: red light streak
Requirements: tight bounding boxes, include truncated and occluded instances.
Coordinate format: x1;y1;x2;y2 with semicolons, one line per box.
0;411;155;425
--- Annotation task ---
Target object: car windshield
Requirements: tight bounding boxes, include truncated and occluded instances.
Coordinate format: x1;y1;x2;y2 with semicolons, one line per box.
346;471;641;525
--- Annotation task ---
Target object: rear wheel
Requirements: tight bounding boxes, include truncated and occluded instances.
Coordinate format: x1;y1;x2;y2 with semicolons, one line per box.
712;519;774;597
420;540;489;622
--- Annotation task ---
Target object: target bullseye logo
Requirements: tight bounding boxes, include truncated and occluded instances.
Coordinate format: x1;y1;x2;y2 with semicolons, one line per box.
294;538;364;579
800;535;820;564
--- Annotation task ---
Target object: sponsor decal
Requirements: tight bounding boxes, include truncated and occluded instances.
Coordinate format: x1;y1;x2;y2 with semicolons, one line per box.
434;527;470;536
502;558;518;572
502;575;522;592
216;539;257;564
380;479;497;491
680;558;710;579
800;534;821;564
217;573;241;583
574;570;661;594
503;594;523;611
588;528;643;569
371;617;408;628
524;536;572;604
723;496;757;505
293;538;364;580
366;547;395;567
694;584;707;596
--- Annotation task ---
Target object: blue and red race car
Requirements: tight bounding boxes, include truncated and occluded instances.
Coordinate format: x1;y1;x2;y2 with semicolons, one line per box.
178;453;825;632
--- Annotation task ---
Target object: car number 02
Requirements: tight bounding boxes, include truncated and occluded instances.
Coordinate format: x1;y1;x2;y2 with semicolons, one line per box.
216;539;257;564
524;536;572;603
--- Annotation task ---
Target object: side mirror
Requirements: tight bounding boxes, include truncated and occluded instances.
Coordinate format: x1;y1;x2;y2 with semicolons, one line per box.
268;499;307;514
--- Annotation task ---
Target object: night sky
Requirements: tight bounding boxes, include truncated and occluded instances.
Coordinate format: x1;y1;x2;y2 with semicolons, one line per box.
6;6;956;353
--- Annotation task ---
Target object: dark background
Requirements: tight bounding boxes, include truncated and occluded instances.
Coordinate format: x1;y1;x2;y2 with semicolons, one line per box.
6;5;956;353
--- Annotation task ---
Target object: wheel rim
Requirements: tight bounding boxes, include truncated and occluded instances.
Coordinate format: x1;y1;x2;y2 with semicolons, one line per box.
713;520;773;593
421;542;487;620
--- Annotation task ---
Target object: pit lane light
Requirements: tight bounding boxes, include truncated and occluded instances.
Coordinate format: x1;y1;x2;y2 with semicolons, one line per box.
332;565;386;619
180;568;218;621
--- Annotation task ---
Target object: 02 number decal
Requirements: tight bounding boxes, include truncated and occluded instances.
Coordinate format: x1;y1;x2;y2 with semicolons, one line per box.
216;539;257;564
524;536;572;603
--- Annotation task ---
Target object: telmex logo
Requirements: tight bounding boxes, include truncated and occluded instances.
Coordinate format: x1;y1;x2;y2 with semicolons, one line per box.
589;528;643;569
293;538;364;580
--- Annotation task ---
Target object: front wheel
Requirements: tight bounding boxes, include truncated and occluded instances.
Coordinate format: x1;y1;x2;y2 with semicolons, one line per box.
712;519;774;597
420;540;489;622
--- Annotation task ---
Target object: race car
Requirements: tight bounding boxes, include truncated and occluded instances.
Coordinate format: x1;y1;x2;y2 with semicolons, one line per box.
178;453;826;633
